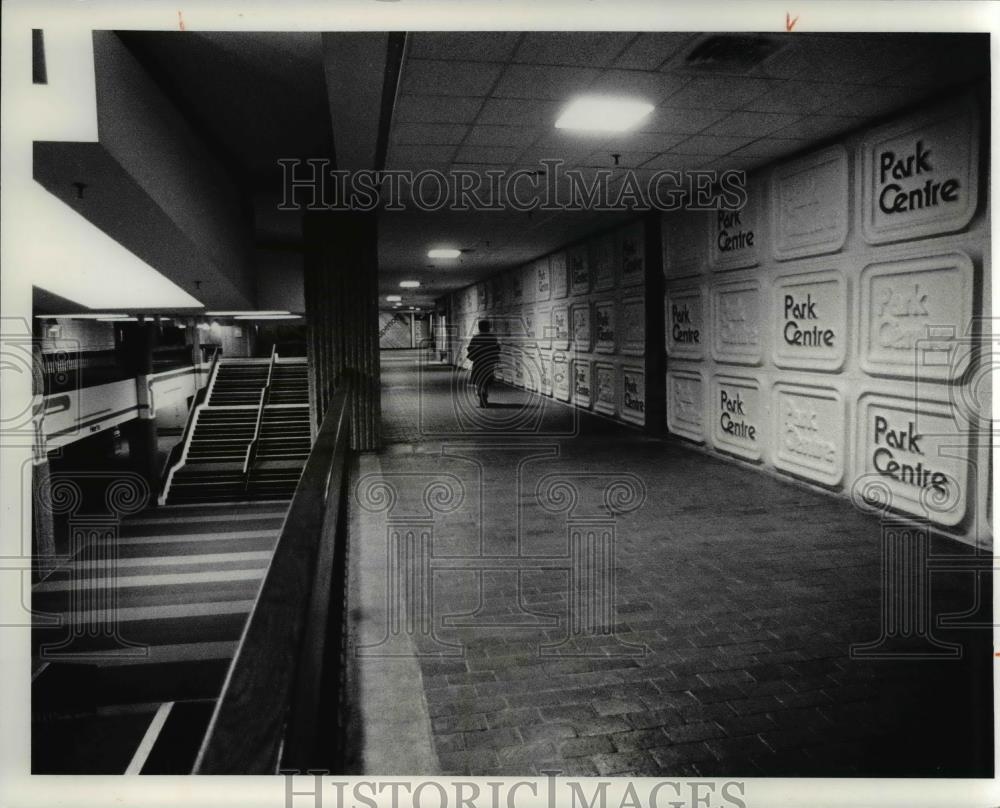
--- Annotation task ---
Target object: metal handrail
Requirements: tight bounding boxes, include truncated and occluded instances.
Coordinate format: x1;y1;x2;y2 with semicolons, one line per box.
193;375;354;773
158;346;221;501
242;345;278;479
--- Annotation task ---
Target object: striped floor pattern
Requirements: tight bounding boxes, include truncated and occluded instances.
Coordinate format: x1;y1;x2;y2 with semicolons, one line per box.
32;501;287;774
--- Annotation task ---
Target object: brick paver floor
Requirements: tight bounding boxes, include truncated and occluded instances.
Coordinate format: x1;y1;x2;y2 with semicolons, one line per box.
357;352;993;778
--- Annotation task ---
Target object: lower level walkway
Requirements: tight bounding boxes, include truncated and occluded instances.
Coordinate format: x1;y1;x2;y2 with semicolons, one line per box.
350;351;993;778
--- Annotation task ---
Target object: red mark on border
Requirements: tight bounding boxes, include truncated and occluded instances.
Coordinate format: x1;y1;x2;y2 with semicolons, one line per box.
786;12;799;31
178;10;186;31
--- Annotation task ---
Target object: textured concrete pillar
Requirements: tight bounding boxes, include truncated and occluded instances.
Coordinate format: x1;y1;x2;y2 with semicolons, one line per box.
303;211;381;451
120;322;160;491
643;212;667;436
31;344;55;578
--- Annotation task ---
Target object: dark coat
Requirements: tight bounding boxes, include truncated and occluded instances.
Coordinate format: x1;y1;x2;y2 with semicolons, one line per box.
467;333;500;381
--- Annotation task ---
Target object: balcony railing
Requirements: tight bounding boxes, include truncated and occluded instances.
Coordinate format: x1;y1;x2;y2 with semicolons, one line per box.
193;376;353;773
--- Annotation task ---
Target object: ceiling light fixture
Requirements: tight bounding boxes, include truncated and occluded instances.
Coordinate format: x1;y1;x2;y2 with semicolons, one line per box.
428;248;461;259
386;295;402;302
98;316;137;322
233;314;302;321
38;313;130;320
555;96;654;132
400;281;421;288
205;310;290;316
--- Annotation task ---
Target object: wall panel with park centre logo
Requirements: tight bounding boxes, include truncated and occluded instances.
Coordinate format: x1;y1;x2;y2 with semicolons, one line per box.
663;87;990;546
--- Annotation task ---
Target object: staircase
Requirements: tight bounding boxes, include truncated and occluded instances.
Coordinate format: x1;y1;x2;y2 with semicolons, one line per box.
161;357;312;506
31;502;286;773
208;362;269;406
268;363;309;404
246;406;312;499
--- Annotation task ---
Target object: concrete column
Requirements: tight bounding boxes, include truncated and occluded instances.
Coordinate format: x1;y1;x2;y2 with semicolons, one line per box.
643;212;667;436
120;321;160;491
31;344;55;578
303;211;381;451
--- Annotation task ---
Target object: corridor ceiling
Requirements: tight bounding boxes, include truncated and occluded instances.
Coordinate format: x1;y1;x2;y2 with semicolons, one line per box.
43;30;988;312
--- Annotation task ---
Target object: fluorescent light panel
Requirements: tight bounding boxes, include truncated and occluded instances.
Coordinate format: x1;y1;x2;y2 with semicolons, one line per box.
428;248;461;259
205;310;290;316
555;96;654;132
385;295;402;302
399;281;420;288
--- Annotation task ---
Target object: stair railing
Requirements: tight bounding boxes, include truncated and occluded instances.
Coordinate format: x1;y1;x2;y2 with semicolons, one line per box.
242;345;278;487
158;346;221;505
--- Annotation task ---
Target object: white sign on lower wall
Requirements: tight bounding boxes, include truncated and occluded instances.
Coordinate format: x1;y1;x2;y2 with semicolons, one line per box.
539;350;553;396
666;285;705;361
594;362;616;415
621;366;646;426
772;268;847;372
773;382;845;487
666;368;704;442
855;391;969;527
712;374;763;461
621;297;645;356
573;359;593;408
712;278;762;365
859;251;975;381
552;351;571;401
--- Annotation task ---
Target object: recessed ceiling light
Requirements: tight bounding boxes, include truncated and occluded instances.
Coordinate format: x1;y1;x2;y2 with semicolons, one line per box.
205;310;289;316
400;280;421;288
555;96;654;132
386;295;402;302
38;313;130;320
428;248;461;259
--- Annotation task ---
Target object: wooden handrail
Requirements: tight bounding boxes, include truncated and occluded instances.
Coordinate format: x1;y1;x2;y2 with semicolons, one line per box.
159;346;221;497
242;345;278;478
193;376;353;774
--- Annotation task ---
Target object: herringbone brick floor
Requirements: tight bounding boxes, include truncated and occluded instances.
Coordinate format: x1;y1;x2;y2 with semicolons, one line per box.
363;352;992;778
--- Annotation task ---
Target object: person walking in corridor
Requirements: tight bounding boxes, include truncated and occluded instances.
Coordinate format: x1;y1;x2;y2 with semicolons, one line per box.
467;320;500;408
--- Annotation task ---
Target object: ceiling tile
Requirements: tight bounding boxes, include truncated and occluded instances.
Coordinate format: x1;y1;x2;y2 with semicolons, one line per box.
705;110;803;138
453;144;522;165
387;144;457;169
756;35;925;84
640;152;715;170
600;130;687;152
638;106;729;135
393;122;470;146
670;134;752;156
394;94;484;124
476;97;561;127
578;150;658;169
407;32;522;62
660;76;778;110
402;59;504;97
770;114;865;142
494;64;602;99
463;125;541;149
742;80;852;115
727;138;812;159
613;33;696;70
586;69;690;103
820;83;924;118
513;32;635;67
